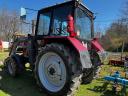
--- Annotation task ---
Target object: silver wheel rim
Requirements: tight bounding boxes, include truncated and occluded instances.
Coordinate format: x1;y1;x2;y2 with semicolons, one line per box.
38;52;67;92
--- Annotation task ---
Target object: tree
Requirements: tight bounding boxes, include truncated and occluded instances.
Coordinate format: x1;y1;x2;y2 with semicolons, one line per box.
0;8;20;41
99;0;128;51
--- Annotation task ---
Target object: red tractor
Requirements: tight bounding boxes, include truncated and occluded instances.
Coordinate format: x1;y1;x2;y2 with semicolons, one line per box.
4;0;104;96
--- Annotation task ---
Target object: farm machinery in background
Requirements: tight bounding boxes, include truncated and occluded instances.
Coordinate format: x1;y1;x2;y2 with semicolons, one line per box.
4;0;104;96
108;41;128;67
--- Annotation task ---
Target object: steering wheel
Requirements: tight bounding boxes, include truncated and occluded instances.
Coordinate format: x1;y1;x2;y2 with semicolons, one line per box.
56;27;67;35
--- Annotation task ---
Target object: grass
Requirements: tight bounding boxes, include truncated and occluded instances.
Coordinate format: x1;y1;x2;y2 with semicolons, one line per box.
76;66;126;96
0;52;8;61
0;52;128;96
0;52;45;96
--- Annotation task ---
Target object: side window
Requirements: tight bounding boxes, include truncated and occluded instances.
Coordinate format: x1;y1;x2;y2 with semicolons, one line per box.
38;12;51;35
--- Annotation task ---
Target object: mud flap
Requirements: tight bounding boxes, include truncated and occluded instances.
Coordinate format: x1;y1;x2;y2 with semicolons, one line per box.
80;50;92;69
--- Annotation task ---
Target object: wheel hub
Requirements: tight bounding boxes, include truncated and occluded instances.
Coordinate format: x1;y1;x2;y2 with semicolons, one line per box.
49;67;56;76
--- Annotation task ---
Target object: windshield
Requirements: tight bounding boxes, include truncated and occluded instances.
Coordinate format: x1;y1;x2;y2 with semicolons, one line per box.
75;8;92;40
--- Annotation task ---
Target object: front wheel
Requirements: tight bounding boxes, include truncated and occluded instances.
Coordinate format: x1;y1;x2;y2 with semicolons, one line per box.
4;57;18;77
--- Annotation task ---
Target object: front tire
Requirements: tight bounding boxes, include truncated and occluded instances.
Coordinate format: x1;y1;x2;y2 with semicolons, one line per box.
4;57;18;77
35;43;82;96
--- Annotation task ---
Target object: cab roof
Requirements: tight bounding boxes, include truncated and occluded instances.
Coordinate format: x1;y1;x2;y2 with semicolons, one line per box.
38;0;93;15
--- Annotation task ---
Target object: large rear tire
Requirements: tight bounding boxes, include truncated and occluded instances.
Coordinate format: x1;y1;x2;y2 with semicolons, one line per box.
82;51;101;84
90;51;101;78
35;43;82;96
82;68;94;84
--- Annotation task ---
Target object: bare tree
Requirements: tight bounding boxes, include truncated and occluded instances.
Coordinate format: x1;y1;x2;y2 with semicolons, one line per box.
99;0;128;51
121;1;128;19
0;8;20;41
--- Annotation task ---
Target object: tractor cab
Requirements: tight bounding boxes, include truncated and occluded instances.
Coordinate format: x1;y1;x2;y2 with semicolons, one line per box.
36;0;94;41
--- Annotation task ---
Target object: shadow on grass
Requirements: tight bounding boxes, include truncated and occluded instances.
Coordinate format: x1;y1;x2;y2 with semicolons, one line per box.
87;82;122;96
87;82;109;92
0;68;47;96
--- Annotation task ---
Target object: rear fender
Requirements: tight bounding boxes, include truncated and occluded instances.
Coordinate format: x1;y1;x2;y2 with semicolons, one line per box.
91;38;106;62
91;38;104;52
42;36;92;69
67;37;92;69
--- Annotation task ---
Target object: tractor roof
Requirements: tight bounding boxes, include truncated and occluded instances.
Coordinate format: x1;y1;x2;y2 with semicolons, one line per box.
38;0;93;14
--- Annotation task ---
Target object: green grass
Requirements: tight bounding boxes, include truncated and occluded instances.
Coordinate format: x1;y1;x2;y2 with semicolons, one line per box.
0;52;128;96
76;65;125;96
0;52;8;61
0;52;45;96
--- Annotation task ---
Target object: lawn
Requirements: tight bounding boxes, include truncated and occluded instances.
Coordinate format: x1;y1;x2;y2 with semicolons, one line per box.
0;52;8;61
0;52;127;96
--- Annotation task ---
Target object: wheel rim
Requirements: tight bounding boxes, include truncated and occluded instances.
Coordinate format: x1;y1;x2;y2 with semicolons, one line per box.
38;52;67;92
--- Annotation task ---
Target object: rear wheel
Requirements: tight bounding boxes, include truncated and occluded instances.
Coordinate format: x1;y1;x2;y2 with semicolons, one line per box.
35;43;82;96
91;51;101;78
82;68;94;84
82;51;101;84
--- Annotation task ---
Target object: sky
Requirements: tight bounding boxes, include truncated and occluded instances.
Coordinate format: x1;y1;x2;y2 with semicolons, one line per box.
0;0;126;33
